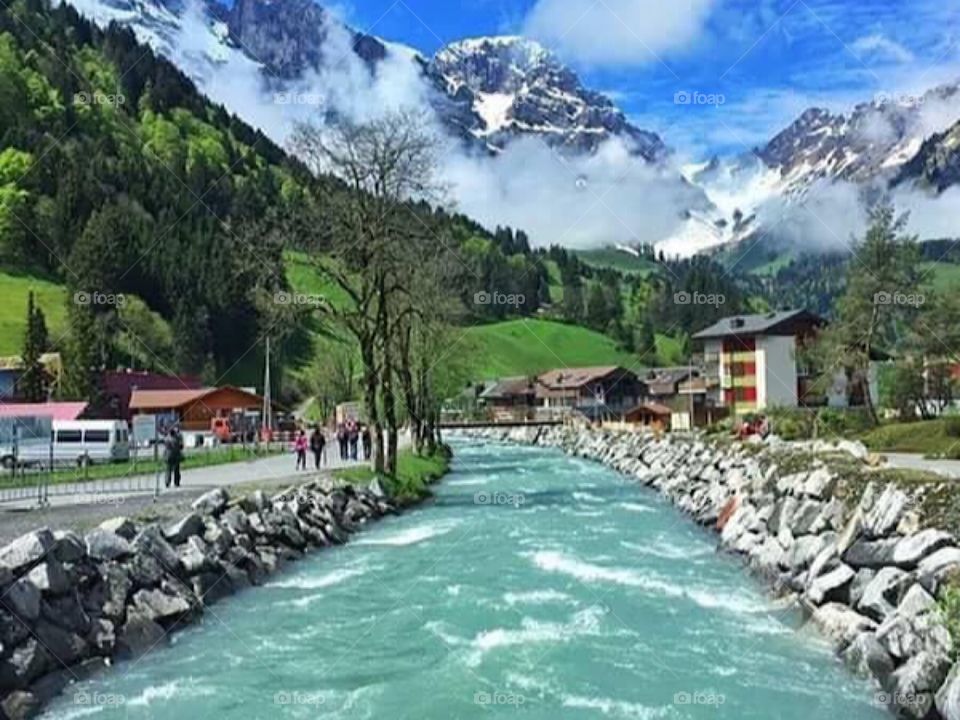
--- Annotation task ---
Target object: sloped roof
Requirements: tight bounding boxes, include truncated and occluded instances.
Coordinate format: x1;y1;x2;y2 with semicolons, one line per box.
642;367;695;395
130;388;213;410
0;402;87;421
692;309;824;340
536;366;625;390
480;377;536;400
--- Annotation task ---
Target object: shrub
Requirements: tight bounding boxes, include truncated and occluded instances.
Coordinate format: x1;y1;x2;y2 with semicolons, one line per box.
939;581;960;660
944;415;960;439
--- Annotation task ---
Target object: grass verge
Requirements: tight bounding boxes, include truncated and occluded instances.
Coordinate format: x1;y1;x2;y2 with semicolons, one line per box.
335;447;452;505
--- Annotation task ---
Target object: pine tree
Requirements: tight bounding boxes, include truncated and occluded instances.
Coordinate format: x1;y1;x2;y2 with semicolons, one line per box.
20;291;49;402
634;319;658;366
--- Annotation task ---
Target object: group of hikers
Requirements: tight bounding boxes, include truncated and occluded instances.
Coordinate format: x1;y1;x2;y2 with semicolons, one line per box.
159;416;372;489
292;419;371;471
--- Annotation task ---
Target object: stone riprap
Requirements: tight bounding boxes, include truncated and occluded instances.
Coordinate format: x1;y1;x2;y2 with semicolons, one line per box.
0;480;396;720
472;425;960;720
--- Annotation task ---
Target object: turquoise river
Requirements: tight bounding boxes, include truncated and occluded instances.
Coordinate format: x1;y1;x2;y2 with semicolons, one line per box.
44;438;892;719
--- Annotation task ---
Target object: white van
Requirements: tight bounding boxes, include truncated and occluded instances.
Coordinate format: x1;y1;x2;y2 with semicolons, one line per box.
0;420;130;468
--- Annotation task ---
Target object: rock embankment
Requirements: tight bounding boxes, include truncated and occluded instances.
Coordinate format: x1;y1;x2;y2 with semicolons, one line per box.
0;479;396;719
476;425;960;720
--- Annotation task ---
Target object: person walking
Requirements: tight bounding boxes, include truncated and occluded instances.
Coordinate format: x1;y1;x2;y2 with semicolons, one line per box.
348;421;359;461
310;426;326;469
337;423;348;461
361;425;371;461
164;426;183;489
294;430;308;471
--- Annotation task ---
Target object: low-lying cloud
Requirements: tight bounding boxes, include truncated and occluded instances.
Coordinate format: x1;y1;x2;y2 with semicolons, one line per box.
522;0;717;67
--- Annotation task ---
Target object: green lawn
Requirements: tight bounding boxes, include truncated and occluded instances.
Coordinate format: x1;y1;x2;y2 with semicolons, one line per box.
919;262;960;293
335;448;451;503
859;417;960;458
463;318;646;379
573;248;659;277
0;271;69;355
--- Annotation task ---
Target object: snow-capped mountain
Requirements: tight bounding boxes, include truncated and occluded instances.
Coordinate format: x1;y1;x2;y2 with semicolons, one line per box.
59;0;960;257
427;36;666;159
755;84;960;198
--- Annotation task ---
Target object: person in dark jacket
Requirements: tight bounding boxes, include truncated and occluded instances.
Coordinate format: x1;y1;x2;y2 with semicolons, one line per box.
164;427;183;488
347;421;359;461
310;427;326;469
361;425;371;460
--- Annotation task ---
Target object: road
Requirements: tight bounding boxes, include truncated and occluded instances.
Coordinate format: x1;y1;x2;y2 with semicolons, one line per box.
882;452;960;479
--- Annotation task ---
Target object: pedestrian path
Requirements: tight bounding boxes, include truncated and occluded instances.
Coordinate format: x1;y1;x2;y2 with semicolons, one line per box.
0;446;368;511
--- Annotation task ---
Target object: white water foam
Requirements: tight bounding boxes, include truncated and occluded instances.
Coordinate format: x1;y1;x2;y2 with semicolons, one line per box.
561;694;672;718
528;551;769;616
620;539;707;561
353;519;460;547
502;589;574;606
269;566;370;590
572;491;604;504
465;606;605;666
126;679;214;707
617;502;656;514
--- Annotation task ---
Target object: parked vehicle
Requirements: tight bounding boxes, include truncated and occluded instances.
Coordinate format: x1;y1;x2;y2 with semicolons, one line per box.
0;420;130;468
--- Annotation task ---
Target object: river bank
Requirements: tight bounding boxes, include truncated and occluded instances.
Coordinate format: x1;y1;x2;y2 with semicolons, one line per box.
0;450;450;720
472;425;960;720
37;438;890;719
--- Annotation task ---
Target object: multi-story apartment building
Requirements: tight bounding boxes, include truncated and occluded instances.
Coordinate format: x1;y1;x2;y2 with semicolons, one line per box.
693;310;825;415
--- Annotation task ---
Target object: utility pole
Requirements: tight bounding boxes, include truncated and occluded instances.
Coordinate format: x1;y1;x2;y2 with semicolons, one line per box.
262;336;272;434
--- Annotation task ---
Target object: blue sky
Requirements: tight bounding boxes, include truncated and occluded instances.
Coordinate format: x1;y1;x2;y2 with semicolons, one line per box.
338;0;960;158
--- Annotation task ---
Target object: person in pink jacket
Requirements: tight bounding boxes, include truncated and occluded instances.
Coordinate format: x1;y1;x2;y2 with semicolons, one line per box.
294;430;308;471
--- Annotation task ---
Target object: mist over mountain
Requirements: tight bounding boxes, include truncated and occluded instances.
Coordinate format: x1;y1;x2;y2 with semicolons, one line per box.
61;0;960;257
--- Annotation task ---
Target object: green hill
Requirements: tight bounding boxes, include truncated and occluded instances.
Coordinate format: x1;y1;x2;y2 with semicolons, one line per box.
0;272;68;355
574;248;659;276
463;319;673;379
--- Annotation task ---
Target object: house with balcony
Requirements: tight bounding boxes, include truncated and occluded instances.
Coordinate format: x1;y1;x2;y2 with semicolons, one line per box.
692;310;825;415
535;366;645;421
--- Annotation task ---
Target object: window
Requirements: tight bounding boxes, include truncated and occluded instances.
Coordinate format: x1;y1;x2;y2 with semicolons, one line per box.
56;430;82;443
84;430;110;443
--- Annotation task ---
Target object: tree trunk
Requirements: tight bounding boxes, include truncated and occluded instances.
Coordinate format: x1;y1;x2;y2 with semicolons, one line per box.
862;305;880;426
381;347;399;477
360;338;384;474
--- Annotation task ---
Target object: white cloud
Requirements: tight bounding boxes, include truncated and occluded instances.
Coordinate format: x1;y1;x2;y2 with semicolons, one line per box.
522;0;717;66
443;137;704;249
851;33;915;64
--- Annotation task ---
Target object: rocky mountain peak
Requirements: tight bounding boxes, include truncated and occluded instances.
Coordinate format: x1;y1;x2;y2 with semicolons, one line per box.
428;35;665;159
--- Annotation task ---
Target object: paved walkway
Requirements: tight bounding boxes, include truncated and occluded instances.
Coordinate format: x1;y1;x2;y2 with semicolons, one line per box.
1;447;369;511
882;452;960;479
